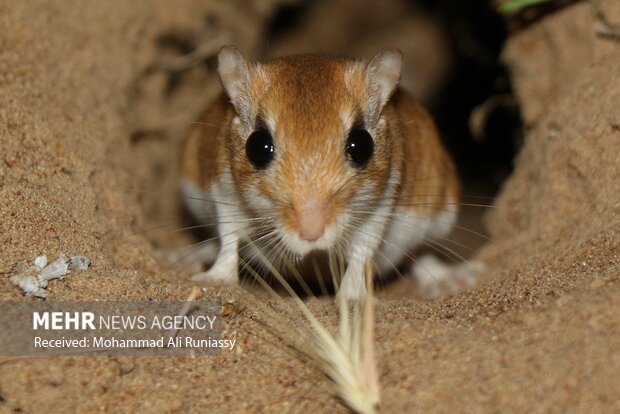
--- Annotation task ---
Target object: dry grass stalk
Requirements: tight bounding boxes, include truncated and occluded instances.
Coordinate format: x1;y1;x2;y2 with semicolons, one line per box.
245;246;381;414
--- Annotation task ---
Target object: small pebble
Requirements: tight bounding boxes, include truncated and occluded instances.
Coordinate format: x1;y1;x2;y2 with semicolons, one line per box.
11;254;91;298
70;255;91;270
38;255;71;287
11;274;47;298
33;255;48;269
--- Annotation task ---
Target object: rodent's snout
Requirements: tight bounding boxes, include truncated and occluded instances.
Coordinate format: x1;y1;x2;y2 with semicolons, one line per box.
293;198;326;242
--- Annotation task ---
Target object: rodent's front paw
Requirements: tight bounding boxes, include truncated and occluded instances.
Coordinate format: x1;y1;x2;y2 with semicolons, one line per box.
412;255;483;298
338;270;366;301
191;268;238;285
338;285;364;301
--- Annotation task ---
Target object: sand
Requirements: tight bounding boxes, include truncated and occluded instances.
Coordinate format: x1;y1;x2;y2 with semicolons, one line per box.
1;0;619;412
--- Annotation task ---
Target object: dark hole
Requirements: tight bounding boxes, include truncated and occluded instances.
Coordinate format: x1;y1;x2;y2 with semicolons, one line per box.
413;0;521;194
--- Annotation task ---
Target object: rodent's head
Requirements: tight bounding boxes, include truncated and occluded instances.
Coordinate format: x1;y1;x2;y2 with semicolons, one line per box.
218;46;402;256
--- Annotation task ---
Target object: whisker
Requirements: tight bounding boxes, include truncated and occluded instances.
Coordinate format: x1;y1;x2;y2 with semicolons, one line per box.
355;193;497;203
312;257;329;297
345;217;443;285
189;121;222;128
165;224;254;267
136;216;268;238
421;238;468;265
348;209;492;242
396;202;495;209
350;199;496;210
339;224;405;283
426;233;479;254
121;187;240;208
346;212;488;250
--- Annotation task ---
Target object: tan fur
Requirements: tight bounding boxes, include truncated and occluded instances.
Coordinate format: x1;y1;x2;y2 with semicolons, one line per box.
390;90;460;216
181;93;231;189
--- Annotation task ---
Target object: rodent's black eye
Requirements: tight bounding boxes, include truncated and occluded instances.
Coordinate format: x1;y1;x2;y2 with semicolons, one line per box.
345;126;374;168
246;128;274;169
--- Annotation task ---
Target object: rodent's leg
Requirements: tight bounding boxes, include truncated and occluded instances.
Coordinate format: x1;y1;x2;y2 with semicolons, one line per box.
191;221;240;284
374;204;483;296
404;206;483;297
339;254;368;300
163;179;219;267
190;181;242;284
340;209;391;300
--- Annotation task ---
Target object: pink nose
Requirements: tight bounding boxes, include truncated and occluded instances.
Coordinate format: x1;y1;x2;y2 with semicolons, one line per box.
295;199;325;242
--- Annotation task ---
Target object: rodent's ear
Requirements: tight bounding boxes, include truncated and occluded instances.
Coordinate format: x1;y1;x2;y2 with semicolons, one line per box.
365;49;403;123
218;46;253;119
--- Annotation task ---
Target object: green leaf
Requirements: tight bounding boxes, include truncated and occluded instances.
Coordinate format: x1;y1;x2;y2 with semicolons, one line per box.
498;0;554;14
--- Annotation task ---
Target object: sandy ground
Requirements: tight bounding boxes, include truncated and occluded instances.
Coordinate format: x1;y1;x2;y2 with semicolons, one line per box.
1;1;619;412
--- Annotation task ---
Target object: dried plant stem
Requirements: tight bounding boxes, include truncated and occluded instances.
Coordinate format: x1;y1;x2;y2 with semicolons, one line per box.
362;260;380;406
171;285;204;340
244;244;380;414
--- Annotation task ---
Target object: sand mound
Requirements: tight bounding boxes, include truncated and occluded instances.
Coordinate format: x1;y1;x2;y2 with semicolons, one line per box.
1;1;618;412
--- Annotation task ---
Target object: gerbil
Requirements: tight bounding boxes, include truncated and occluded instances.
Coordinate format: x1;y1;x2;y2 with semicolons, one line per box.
180;46;476;299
